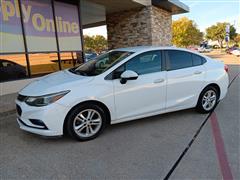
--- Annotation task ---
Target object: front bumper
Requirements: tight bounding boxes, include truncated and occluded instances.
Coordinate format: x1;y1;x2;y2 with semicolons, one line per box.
16;100;70;137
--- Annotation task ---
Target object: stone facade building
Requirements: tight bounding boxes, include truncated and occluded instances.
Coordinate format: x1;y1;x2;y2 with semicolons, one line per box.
107;6;172;49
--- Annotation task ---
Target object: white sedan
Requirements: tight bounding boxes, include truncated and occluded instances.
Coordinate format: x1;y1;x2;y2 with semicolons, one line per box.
231;49;240;57
16;46;229;141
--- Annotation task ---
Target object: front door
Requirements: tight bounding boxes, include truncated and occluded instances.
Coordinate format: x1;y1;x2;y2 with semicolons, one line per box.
112;50;167;121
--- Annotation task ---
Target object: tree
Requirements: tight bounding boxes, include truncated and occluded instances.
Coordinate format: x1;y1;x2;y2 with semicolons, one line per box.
206;23;237;48
83;35;107;53
234;34;240;44
172;17;203;47
93;35;108;53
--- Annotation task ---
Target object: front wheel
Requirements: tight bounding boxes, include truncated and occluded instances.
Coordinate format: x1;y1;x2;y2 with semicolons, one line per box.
66;104;107;141
196;86;219;113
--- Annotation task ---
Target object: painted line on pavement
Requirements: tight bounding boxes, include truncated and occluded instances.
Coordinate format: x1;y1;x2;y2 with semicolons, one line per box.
210;112;233;180
163;72;239;180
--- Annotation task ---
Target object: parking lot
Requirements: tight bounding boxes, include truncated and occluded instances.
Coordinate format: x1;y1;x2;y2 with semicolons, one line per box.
0;51;239;179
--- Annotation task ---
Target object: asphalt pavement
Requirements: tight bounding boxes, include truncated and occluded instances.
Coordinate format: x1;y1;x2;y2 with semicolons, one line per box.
0;65;239;179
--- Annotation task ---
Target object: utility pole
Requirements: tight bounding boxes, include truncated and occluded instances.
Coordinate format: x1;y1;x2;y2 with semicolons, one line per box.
225;24;230;49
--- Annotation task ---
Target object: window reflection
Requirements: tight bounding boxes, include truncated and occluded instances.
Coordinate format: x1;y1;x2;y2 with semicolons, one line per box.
0;54;28;82
28;53;59;76
60;51;83;69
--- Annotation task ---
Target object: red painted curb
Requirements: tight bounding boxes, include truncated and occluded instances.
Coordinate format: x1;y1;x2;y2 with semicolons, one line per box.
210;112;233;180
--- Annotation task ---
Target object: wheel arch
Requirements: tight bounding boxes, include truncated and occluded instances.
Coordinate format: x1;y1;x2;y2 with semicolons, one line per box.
205;83;220;97
199;83;221;102
63;100;111;134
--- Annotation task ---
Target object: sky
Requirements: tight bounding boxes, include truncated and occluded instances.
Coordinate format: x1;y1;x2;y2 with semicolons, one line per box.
83;0;240;37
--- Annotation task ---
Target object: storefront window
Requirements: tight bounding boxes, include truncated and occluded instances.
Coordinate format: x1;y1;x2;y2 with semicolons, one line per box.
54;2;82;51
0;0;84;82
0;54;28;82
0;0;25;53
21;0;58;52
60;51;83;70
28;53;59;76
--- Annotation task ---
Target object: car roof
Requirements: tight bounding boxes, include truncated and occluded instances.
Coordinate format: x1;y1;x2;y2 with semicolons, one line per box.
114;46;188;53
113;46;210;60
0;59;16;62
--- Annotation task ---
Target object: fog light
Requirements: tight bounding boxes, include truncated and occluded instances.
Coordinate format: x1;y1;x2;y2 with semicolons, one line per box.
29;119;48;129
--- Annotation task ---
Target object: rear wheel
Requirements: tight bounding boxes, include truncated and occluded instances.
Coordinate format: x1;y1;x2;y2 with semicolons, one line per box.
66;103;107;141
196;86;219;113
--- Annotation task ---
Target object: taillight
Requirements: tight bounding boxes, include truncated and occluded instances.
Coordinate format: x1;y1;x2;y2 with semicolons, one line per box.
224;65;229;73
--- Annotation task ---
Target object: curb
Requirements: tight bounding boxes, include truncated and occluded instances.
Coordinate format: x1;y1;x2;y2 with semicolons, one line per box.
0;109;16;118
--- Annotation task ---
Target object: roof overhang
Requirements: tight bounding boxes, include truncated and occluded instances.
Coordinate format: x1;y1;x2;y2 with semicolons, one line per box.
85;0;147;14
82;0;189;28
87;0;189;15
152;0;189;14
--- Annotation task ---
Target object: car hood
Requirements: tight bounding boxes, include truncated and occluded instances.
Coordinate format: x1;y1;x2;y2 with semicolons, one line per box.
19;70;94;96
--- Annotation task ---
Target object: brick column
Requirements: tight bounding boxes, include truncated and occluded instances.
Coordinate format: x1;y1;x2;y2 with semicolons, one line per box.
106;6;172;49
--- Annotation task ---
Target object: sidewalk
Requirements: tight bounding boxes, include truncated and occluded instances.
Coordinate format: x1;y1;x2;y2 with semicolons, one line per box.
0;93;17;115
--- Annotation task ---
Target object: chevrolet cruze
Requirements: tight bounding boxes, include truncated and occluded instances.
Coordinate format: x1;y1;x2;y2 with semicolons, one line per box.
16;46;229;141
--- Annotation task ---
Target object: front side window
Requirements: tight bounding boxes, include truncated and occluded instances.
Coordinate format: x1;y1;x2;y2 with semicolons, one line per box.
166;50;192;70
108;51;162;80
125;51;162;75
70;51;133;76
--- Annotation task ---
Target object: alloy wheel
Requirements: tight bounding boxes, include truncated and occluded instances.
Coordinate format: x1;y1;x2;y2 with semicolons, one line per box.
73;109;102;138
202;90;217;111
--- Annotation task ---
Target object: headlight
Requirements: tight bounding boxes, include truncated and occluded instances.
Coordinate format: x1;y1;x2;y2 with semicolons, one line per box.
25;90;70;107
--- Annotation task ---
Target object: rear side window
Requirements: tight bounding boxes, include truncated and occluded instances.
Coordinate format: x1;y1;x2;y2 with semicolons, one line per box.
192;54;204;66
166;50;192;70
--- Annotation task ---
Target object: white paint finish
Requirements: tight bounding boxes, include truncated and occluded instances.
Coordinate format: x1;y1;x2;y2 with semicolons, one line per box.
113;71;167;120
15;46;229;137
166;65;205;110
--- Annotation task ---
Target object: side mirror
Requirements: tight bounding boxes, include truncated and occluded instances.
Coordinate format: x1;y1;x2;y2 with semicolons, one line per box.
120;70;138;84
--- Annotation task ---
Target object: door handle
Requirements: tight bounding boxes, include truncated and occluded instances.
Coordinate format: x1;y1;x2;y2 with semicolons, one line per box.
194;71;202;75
154;79;165;83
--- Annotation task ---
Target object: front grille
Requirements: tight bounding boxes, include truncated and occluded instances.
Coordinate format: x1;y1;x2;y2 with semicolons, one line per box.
16;105;22;116
17;94;27;102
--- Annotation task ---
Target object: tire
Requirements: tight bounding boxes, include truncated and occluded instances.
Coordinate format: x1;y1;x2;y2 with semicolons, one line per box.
196;86;219;113
66;103;107;141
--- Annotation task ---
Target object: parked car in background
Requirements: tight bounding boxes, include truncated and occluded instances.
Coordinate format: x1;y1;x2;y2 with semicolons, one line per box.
0;59;27;82
226;46;238;54
198;46;212;53
16;46;229;141
187;46;198;52
85;52;98;62
198;43;212;53
231;48;240;57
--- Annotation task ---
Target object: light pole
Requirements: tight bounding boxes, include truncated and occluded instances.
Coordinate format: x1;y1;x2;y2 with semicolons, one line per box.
225;24;230;49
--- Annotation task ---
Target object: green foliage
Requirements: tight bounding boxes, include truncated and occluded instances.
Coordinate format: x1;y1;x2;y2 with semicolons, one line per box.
206;22;237;48
84;35;107;53
234;34;240;44
172;17;203;47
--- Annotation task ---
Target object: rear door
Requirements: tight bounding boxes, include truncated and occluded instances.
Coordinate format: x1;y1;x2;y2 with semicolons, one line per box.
165;50;206;111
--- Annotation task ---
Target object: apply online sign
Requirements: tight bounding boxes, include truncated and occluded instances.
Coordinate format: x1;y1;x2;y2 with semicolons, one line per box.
0;0;79;36
0;0;82;53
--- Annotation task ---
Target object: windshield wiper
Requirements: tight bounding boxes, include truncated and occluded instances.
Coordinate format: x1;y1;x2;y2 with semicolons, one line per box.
69;69;88;76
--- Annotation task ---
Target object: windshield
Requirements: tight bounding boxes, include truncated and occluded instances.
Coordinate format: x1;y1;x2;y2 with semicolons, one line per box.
69;51;134;76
